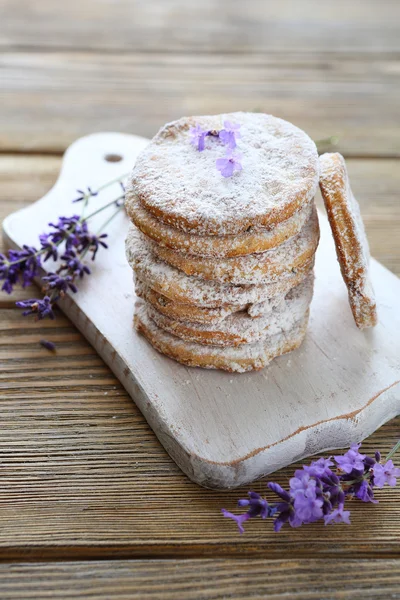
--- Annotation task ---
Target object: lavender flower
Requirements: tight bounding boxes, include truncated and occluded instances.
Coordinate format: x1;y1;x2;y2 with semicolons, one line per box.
334;443;366;474
40;339;56;352
221;511;250;534
289;471;324;524
353;479;378;503
219;120;241;149
222;440;400;533
42;272;78;294
48;215;89;250
39;233;59;262
189;124;208;152
60;251;91;278
16;296;55;320
1;173;125;322
324;504;351;526
373;460;400;488
216;151;243;178
73;187;98;203
0;246;41;293
303;457;334;478
77;233;108;259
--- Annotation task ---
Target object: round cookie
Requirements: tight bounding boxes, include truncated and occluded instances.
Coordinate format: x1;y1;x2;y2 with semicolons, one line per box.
135;300;310;373
126;187;314;258
135;279;245;324
129;112;319;235
126;224;315;308
147;274;314;346
135;279;288;324
145;207;320;285
319;153;377;329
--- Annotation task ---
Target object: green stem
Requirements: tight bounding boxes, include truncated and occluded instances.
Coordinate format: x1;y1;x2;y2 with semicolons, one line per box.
95;205;123;235
79;205;123;263
80;173;128;218
81;195;124;222
96;173;129;194
385;439;400;462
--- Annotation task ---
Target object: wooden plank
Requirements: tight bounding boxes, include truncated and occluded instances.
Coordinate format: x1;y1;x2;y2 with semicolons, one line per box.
0;52;400;155
0;307;399;558
2;0;400;53
1;155;399;284
0;559;399;599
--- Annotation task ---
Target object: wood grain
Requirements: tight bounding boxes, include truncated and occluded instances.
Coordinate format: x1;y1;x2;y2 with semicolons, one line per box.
2;0;400;53
0;307;399;558
0;559;399;599
0;52;399;155
1;0;400;594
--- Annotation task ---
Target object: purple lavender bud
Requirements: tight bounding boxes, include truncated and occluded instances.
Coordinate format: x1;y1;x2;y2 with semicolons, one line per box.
221;510;250;534
60;251;91;279
78;233;108;260
16;296;55;320
237;499;250;507
73;187;98;203
353;479;378;504
39;233;59;262
40;339;56;352
0;246;41;293
42;272;78;294
375;451;381;463
268;482;291;502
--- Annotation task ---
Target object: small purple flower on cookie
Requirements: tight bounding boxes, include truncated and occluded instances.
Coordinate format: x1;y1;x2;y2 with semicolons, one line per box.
216;151;242;178
189;124;208;152
219;121;241;149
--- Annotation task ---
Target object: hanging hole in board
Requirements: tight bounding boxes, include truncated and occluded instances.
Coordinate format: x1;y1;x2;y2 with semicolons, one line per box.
104;154;123;163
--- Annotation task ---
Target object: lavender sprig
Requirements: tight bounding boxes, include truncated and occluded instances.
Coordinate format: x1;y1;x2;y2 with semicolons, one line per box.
222;441;400;533
1;174;127;321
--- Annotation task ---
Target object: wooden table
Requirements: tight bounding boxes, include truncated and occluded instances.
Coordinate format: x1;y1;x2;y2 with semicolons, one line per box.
1;1;400;597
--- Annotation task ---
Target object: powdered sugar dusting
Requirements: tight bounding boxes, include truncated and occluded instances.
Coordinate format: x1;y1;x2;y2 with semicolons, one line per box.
125;186;314;258
135;299;309;373
126;224;314;308
319;153;377;329
130;112;319;235
147;274;314;346
145;207;319;285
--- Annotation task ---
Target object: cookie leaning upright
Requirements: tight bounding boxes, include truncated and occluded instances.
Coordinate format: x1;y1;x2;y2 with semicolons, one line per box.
126;112;320;235
319;153;377;329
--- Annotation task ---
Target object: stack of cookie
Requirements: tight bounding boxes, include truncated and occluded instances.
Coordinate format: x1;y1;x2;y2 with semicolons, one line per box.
125;112;320;372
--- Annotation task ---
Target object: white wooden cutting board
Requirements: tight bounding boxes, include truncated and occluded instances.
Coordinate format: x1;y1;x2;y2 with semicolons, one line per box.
3;132;400;489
